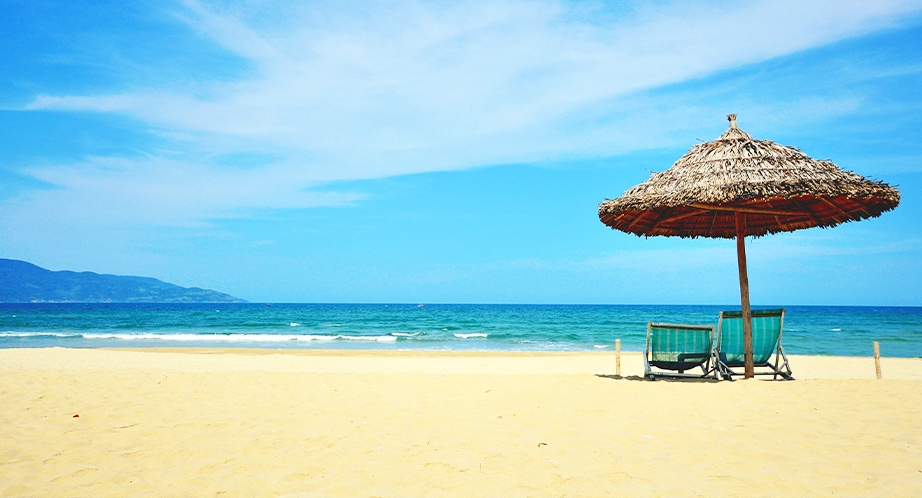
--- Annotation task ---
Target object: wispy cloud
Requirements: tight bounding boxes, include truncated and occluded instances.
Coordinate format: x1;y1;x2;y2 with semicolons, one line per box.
27;0;922;179
8;0;920;239
5;156;363;227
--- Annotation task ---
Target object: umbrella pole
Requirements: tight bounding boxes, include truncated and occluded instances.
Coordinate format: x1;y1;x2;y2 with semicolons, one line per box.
735;212;755;378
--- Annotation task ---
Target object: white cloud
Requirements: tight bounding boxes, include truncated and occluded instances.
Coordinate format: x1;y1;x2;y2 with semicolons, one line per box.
9;0;921;236
4;156;363;228
27;0;922;180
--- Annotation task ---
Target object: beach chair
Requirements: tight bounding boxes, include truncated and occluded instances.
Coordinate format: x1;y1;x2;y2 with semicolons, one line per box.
644;322;717;380
715;309;793;380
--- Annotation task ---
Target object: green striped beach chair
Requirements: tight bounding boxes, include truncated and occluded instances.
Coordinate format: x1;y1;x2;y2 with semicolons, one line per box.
715;309;793;380
644;322;717;380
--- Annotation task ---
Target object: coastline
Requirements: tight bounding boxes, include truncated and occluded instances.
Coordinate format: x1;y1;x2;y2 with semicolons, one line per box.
2;348;921;496
5;347;922;379
4;303;921;357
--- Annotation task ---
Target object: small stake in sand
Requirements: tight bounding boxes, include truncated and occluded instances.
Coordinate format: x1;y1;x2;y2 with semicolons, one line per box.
615;339;622;377
874;341;882;380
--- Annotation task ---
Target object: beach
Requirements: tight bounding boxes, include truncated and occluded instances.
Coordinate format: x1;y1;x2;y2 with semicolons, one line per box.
2;348;921;497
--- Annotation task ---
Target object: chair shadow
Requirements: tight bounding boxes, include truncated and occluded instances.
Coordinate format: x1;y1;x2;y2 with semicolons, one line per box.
595;374;644;381
595;374;721;383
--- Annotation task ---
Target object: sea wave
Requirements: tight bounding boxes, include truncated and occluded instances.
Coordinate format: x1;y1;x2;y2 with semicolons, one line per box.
0;331;397;343
4;303;921;356
0;331;82;338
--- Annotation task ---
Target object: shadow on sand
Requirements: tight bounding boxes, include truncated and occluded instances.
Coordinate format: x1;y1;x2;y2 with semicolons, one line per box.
595;374;721;383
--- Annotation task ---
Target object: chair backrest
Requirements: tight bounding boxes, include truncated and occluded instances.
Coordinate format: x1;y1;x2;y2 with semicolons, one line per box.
647;323;715;367
717;309;785;365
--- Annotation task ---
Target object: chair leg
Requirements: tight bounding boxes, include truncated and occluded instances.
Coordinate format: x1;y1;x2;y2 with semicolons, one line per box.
777;345;793;380
718;361;734;381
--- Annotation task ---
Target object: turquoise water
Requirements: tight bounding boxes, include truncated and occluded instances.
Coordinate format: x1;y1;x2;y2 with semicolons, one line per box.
1;303;920;357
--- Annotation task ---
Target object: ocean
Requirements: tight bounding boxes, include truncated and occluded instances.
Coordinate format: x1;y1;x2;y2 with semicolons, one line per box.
1;303;920;357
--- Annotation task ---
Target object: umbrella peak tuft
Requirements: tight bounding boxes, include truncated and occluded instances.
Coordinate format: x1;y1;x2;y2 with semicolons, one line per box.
719;114;752;140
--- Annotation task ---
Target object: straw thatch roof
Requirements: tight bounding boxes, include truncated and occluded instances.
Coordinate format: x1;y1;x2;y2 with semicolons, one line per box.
598;115;900;238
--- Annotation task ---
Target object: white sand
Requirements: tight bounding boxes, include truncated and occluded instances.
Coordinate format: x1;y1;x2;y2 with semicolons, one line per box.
2;348;921;496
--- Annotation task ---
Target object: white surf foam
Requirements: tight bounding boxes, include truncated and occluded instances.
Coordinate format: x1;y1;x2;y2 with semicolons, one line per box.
0;332;81;338
454;333;488;339
0;332;400;343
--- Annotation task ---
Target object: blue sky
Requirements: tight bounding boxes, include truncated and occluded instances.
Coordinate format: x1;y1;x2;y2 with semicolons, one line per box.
1;0;921;305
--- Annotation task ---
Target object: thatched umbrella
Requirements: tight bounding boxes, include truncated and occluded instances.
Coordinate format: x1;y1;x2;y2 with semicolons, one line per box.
599;114;900;378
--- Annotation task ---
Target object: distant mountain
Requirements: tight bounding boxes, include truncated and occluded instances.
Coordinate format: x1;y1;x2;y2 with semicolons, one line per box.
0;259;245;303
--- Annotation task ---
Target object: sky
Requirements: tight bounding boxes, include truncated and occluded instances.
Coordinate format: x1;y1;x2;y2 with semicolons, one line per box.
1;0;921;305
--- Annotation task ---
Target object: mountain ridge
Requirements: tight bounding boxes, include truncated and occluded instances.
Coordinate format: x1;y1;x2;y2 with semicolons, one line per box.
0;259;245;303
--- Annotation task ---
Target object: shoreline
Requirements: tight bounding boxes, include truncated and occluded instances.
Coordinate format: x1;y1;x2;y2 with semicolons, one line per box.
3;347;922;379
3;348;922;496
4;303;921;358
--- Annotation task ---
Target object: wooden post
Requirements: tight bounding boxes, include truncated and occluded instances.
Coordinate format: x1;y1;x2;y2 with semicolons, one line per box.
735;212;755;379
874;341;882;380
615;339;621;377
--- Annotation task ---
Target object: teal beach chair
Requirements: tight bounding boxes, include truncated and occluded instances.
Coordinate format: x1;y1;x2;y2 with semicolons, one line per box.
644;322;717;380
715;309;793;380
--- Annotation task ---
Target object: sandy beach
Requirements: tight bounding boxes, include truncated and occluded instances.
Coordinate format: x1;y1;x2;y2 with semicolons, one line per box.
2;348;921;497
